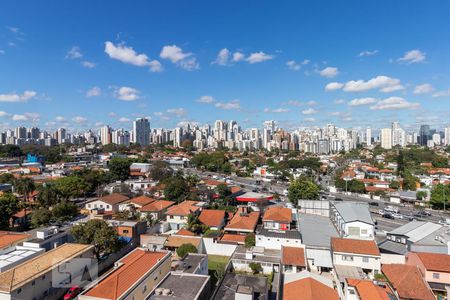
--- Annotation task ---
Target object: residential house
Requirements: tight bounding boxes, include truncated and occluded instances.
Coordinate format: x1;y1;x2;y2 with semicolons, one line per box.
282;271;339;300
213;273;268;300
122;195;155;211
262;206;292;230
406;251;450;297
85;193;130;213
164;235;204;254
166;200;202;230
80;249;172;300
281;246;307;273
0;231;30;250
332;237;381;278
0;243;94;300
330;202;375;240
231;245;281;274
198;209;226;230
382;264;435;300
138;199;175;221
147;272;211;300
224;206;260;235
345;279;397;300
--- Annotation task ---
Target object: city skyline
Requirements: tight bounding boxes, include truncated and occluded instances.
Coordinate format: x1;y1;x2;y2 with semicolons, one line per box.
1;1;450;132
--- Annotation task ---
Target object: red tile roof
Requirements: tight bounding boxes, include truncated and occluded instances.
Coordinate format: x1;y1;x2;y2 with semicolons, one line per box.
281;246;306;267
219;234;246;244
284;277;339;300
382;264;435;300
225;208;260;232
346;279;393;300
412;252;450;273
129;195;155;207
175;228;196;236
166;201;200;216
199;209;226;227
84;249;169;300
139;200;175;212
263;206;292;223
0;231;30;249
99;193;130;205
331;238;380;256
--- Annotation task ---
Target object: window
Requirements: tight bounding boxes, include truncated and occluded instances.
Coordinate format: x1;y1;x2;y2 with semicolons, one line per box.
17;289;22;294
433;273;440;279
107;205;110;209
362;257;369;263
87;204;91;208
142;285;147;293
123;229;129;234
342;255;354;261
361;229;368;234
32;280;35;286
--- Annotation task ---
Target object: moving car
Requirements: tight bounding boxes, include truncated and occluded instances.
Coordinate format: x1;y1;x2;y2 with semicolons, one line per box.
64;286;81;300
369;202;379;207
382;213;394;219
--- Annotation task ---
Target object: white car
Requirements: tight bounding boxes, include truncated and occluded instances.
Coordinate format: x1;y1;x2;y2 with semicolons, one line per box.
392;213;403;220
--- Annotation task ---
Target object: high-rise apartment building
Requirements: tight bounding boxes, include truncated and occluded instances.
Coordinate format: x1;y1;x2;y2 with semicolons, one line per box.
380;128;393;149
132;118;150;146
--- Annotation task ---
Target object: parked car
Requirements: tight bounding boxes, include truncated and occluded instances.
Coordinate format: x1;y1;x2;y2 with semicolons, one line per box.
378;209;385;215
382;213;394;219
392;213;403;220
335;198;343;201
64;286;81;300
369;202;379;207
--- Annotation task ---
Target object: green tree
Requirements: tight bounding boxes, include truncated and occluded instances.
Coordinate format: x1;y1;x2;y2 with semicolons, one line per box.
432;155;449;168
14;177;35;203
52;201;79;221
37;183;60;207
54;176;89;200
176;243;197;258
164;175;189;202
0;173;15;184
187;213;208;234
389;181;400;190
249;262;263;274
430;184;450;209
31;208;52;227
416;190;427;200
150;160;172;181
108;157;132;181
245;233;255;248
71;219;123;259
402;172;419;191
0;193;20;228
216;184;231;200
288;177;320;204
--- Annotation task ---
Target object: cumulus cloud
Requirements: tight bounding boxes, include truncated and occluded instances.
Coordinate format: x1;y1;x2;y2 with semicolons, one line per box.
105;41;162;72
398;49;426;64
369;97;420;110
0;90;37;102
167;108;187;117
72;116;88;124
66;46;82;59
264;108;290;113
160;45;199;70
232;52;245;62
348;97;378;106
118;117;131;123
304;117;315;122
413;83;434;94
55;116;65;122
334;99;345;104
215;99;241;110
0;111;8;117
286;60;301;71
302;108;318;115
287;100;303;107
197;95;215;103
246;52;274;64
12;112;40;122
86;86;101;97
358;50;379;57
325;82;344;91
12;114;28;121
81;61;96;68
213;48;231;65
319;67;339;78
328;75;404;93
114;86;140;101
432;89;450;98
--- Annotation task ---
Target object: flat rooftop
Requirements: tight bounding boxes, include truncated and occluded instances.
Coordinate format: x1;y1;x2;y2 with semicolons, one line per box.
0;246;44;271
298;213;338;248
173;254;206;274
214;273;268;300
148;273;210;300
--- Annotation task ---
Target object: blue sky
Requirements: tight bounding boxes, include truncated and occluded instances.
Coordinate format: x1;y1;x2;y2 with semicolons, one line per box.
1;0;449;132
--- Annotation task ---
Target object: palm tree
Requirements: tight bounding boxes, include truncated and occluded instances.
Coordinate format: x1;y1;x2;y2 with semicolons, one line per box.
14;177;36;222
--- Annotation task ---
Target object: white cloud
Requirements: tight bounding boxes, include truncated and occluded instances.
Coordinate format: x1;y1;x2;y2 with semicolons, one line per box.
287;100;303;107
105;41;162;72
118;117;131;123
334;99;345;104
197;95;215;103
0;90;37;102
72;116;88;124
413;83;434;94
302;59;310;65
232;52;245;62
286;60;301;71
108;112;117;117
215;99;241;110
0;49;4;55
167;108;186;117
66;46;82;59
319;67;339;78
398;49;426;64
348;97;378;106
114;86;140;101
213;48;231;65
246;52;274;64
86;86;101;97
55;116;65;122
160;45;199;70
336;75;404;93
154;112;164;116
264;108;290;113
11;112;40;122
359;50;379;57
8;27;20;33
81;61;96;68
304;117;315;122
0;111;8;117
369;97;420;110
306;100;317;106
302;108;318;115
325;82;344;91
12;114;27;121
432;89;450;98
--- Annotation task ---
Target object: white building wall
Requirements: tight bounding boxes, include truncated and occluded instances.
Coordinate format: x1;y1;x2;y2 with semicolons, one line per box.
203;237;237;257
333;253;381;274
255;235;302;250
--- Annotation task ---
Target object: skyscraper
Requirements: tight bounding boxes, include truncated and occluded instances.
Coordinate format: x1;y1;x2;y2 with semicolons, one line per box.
366;127;372;146
133;118;150;146
419;125;431;146
380;128;392;149
100;125;112;145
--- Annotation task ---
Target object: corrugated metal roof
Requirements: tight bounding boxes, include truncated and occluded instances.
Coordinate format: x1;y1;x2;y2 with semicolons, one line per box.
333;202;374;225
389;221;427;235
299;213;338;248
306;249;333;268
